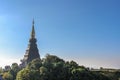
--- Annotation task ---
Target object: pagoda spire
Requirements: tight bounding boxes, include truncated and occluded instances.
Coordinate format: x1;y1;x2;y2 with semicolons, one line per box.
20;20;40;67
31;19;35;38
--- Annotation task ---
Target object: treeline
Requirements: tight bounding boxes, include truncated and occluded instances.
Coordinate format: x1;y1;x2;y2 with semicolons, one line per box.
0;54;120;80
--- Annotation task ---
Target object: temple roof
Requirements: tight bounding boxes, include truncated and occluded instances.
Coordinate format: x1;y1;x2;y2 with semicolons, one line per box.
31;19;35;38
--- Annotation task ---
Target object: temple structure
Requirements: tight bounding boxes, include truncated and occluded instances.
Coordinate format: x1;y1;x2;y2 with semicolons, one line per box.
20;20;40;67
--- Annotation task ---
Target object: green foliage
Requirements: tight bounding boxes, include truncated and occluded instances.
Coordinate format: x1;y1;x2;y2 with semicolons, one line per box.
0;67;3;74
39;66;49;80
98;71;120;80
1;63;21;80
27;58;42;70
2;72;13;80
16;68;40;80
16;54;113;80
9;63;20;80
1;54;119;80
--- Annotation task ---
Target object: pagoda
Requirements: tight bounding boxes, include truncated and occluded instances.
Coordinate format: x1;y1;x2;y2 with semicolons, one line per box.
20;20;40;67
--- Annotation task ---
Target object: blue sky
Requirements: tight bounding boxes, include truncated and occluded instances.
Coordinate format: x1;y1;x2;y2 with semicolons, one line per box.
0;0;120;68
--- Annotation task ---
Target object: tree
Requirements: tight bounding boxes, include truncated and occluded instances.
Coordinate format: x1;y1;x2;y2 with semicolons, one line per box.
27;58;42;70
16;59;42;80
0;67;3;74
16;68;40;80
9;63;20;80
2;72;13;80
39;66;49;80
16;54;112;80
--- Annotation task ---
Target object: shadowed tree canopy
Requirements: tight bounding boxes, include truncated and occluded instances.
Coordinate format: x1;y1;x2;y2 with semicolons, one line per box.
16;54;113;80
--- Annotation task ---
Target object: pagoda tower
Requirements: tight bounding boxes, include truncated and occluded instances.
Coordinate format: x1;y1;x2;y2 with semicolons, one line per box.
21;20;40;67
